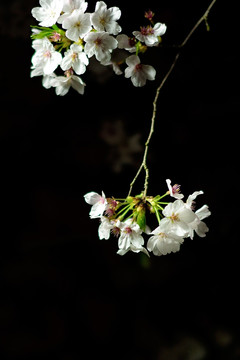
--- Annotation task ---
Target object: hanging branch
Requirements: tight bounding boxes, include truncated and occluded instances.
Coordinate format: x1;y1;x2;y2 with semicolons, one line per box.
128;0;217;198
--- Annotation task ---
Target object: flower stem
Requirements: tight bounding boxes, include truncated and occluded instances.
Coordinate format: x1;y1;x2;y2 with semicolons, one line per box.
127;0;217;198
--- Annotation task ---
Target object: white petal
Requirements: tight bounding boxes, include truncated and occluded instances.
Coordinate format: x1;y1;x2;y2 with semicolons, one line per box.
84;191;101;205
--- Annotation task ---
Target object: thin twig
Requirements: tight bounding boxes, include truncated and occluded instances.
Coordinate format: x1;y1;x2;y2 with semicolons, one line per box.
128;0;217;198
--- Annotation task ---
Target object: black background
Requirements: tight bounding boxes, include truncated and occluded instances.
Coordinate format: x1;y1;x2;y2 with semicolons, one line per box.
0;0;239;359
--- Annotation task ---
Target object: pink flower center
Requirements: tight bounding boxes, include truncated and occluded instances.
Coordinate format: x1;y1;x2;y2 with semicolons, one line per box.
50;32;61;42
170;213;179;222
64;68;74;77
99;196;105;204
128;37;136;47
94;38;102;46
125;226;132;234
44;50;51;58
111;226;120;237
140;26;154;36
135;63;142;71
172;184;181;195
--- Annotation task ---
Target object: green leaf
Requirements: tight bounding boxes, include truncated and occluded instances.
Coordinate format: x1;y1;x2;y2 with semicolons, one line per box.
136;208;146;231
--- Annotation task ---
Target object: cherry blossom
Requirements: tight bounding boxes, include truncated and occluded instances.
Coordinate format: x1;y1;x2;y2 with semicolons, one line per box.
91;1;121;35
98;217;121;240
61;43;89;75
116;34;136;53
84;191;107;218
51;72;86;95
58;0;88;24
124;55;156;87
31;37;62;75
166;179;184;199
84;31;118;63
147;218;184;256
133;22;167;47
31;0;64;27
117;219;149;256
62;9;92;42
162;200;198;238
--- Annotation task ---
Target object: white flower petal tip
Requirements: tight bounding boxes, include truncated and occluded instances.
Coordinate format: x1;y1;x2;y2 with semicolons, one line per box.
166;179;184;199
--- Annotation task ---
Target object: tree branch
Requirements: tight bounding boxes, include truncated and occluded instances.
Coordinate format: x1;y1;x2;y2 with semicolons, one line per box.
128;0;217;198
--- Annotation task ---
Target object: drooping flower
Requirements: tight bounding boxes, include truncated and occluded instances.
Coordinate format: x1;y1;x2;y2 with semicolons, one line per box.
91;1;121;35
84;31;118;64
58;0;88;24
61;43;89;75
133;22;167;47
31;37;62;75
116;34;136;53
147;218;184;256
162;200;198;238
31;0;64;27
124;55;156;87
166;179;184;199
62;9;92;42
51;70;86;95
194;205;211;237
185;191;211;238
84;191;107;218
98;217;120;240
116;219;149;256
186;191;204;210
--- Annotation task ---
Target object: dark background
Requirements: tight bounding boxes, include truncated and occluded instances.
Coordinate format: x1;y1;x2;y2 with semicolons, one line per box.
0;0;239;359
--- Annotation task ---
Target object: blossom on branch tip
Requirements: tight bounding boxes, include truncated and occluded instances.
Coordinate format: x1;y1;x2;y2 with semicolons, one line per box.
124;55;156;87
162;200;198;238
84;31;118;63
116;34;136;53
51;71;86;95
166;179;184;199
58;0;88;24
147;218;184;256
62;9;92;42
61;43;89;75
31;37;62;75
31;0;64;27
133;22;167;47
84;191;107;218
91;1;121;35
117;219;149;256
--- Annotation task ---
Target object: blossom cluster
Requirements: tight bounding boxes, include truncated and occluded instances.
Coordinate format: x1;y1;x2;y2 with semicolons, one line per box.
30;0;167;95
84;179;211;257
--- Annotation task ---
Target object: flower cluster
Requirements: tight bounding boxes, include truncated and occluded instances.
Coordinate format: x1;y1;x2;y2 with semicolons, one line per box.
30;0;167;95
84;179;211;257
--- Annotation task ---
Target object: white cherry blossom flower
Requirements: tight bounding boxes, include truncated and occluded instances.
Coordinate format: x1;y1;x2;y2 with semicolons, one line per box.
42;73;56;88
116;34;136;53
51;71;86;95
84;31;118;63
58;0;88;24
162;200;198;238
98;217;121;240
91;1;121;35
187;201;211;239
124;55;156;87
62;9;92;42
166;179;184;199
186;191;204;209
31;0;64;27
133;22;167;47
147;218;184;256
194;205;211;237
116;219;149;256
31;37;62;75
84;191;107;218
61;44;89;75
